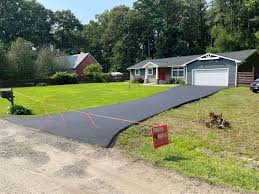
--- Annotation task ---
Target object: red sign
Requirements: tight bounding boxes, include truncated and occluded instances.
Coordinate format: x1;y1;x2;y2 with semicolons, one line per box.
152;125;169;149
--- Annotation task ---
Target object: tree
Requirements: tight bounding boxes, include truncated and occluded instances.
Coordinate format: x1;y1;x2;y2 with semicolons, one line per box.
53;10;83;54
133;0;159;59
0;0;54;47
8;38;36;79
180;0;209;55
82;6;146;72
81;19;107;71
207;0;259;52
35;48;59;79
0;41;10;80
102;6;131;71
110;41;127;72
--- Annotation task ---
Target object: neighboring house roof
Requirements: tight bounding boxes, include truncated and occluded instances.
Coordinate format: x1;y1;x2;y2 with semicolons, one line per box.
64;53;98;69
127;49;258;70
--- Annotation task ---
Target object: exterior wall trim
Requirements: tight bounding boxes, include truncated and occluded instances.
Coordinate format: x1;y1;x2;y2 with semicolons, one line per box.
135;69;140;76
147;68;154;75
192;68;230;86
143;62;159;68
235;62;238;86
183;53;241;67
185;66;188;83
171;67;186;80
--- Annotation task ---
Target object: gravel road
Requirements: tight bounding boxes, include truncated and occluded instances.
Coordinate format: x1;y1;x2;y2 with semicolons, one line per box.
0;119;242;194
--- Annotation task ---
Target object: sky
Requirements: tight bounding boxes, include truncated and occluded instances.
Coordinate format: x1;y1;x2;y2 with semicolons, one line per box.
37;0;135;24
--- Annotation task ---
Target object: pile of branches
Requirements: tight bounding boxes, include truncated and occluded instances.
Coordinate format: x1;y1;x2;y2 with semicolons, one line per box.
201;112;230;129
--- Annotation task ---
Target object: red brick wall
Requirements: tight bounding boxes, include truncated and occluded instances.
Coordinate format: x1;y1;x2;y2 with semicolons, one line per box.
75;54;98;76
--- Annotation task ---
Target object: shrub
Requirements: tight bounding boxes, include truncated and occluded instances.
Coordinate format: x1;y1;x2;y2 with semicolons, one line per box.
130;77;144;84
50;72;78;85
100;73;113;82
36;82;47;87
7;105;32;115
84;64;103;78
168;78;186;85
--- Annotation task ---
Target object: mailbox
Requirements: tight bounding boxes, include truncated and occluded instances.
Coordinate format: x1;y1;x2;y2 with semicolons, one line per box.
0;89;14;105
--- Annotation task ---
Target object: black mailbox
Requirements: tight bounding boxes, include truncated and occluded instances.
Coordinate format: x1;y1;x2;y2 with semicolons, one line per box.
0;89;14;105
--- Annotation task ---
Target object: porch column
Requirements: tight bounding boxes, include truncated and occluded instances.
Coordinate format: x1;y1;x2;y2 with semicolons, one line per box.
156;67;159;84
144;68;148;84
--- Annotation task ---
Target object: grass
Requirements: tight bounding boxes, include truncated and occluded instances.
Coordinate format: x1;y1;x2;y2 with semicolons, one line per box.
118;87;259;193
0;82;171;117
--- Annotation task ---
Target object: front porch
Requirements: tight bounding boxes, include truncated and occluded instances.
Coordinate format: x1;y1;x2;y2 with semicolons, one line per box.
144;67;169;84
143;62;186;84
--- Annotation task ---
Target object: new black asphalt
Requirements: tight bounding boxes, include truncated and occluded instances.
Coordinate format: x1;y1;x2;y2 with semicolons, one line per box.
5;85;224;147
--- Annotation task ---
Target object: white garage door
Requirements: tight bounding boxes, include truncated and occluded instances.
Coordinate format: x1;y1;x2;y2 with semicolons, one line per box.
193;69;229;86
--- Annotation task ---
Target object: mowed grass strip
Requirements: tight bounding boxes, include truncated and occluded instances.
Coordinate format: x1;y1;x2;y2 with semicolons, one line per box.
0;82;171;117
118;87;259;193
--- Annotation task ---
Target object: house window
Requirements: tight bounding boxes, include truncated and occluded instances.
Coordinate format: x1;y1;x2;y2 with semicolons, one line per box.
135;69;140;76
172;67;185;78
147;68;153;75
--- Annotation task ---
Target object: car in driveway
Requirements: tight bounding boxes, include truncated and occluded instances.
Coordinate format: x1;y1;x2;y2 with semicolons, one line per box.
250;78;259;93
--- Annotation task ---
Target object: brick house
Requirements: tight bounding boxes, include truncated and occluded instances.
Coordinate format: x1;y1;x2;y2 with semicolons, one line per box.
64;53;99;76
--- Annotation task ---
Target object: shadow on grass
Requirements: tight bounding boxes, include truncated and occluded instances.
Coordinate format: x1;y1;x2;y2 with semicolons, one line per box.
164;155;189;162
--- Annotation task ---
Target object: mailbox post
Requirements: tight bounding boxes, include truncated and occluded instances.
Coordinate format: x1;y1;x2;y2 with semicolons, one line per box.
0;89;14;105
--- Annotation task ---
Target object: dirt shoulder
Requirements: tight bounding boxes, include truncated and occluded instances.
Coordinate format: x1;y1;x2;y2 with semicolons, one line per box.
0;119;241;194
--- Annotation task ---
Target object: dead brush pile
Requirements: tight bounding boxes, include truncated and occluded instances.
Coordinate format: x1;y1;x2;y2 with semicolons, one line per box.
201;112;231;129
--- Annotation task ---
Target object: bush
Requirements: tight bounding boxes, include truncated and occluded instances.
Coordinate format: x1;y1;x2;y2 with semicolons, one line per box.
7;105;32;115
168;78;186;85
36;82;47;87
50;72;78;85
130;77;144;84
84;64;103;78
100;73;113;82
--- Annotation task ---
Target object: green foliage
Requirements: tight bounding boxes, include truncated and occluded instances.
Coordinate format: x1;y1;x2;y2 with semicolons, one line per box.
35;48;59;79
8;38;36;80
84;64;103;78
100;73;113;82
0;0;258;75
207;26;241;52
0;41;10;80
110;41;128;72
53;10;83;54
0;0;53;47
208;0;259;51
130;77;144;84
50;72;78;85
7;105;32;115
0;38;68;81
168;78;186;85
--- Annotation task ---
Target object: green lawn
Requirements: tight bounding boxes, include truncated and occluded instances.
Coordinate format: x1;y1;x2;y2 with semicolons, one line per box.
0;82;171;117
118;87;259;193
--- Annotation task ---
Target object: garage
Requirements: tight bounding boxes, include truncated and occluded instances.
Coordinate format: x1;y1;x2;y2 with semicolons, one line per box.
193;68;229;86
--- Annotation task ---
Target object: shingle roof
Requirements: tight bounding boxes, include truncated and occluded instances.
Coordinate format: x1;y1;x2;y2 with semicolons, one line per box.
65;53;90;69
215;49;257;62
127;49;258;69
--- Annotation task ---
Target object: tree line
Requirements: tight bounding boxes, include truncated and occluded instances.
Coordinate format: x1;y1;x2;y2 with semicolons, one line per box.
0;0;258;79
0;38;67;80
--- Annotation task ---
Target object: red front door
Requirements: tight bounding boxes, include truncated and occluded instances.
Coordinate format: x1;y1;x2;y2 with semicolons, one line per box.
159;68;166;80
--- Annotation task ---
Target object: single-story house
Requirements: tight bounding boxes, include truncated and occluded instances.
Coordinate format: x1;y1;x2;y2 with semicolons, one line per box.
64;53;99;76
127;49;259;87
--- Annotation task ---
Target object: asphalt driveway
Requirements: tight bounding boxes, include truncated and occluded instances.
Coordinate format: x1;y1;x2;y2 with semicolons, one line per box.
6;85;224;147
